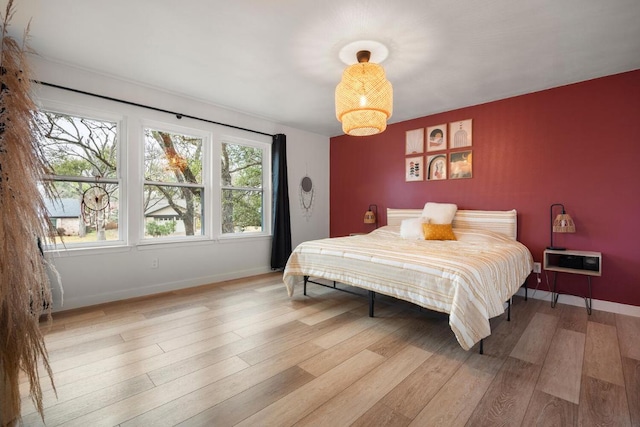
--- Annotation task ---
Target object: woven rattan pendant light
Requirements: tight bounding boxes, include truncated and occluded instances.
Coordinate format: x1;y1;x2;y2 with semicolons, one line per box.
335;50;393;136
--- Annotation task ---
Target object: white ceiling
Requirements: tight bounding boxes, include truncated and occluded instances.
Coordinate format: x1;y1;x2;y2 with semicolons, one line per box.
5;0;640;137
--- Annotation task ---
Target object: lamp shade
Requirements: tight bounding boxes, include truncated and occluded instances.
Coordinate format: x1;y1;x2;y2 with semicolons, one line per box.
548;203;575;250
363;210;376;224
335;51;393;136
552;213;575;233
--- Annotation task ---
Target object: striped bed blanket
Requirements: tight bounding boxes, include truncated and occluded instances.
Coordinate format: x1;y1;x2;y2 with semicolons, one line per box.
283;226;533;350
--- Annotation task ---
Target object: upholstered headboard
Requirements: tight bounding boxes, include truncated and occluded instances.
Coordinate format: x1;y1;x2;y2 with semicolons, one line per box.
387;208;518;240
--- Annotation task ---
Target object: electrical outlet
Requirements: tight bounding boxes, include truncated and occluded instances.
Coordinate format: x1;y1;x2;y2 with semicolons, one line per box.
151;258;159;269
532;262;541;274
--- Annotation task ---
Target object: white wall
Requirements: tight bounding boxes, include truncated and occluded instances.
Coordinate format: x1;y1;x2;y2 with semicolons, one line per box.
32;57;330;311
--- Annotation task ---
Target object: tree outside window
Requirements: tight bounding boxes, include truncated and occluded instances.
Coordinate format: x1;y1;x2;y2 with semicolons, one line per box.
39;111;120;245
143;129;203;238
221;142;263;234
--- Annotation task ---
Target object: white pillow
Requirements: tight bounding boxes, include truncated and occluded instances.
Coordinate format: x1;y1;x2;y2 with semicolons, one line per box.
422;202;458;224
400;217;425;239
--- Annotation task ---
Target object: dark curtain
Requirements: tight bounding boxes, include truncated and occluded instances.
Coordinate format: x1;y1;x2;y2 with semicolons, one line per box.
270;133;292;270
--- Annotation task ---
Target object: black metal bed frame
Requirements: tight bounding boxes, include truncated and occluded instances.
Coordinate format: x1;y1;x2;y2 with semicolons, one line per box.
302;276;528;354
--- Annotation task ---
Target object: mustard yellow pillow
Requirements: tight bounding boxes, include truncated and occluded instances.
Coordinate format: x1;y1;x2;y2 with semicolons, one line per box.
422;223;457;240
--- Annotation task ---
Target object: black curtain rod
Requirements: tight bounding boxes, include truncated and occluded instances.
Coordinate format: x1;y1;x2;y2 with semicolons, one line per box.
33;80;275;138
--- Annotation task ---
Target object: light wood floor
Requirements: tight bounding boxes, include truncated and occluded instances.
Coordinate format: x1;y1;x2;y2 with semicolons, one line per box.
20;272;640;426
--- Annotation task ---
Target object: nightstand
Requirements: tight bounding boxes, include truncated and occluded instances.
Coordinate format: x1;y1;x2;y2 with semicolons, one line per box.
543;249;601;314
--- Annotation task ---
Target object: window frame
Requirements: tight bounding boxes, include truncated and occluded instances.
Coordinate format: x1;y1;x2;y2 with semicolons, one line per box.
37;99;272;253
38;103;127;250
139;120;211;244
216;135;272;240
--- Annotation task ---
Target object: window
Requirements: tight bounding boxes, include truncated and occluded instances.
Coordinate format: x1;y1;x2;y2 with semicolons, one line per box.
39;105;269;249
143;128;204;239
221;142;265;234
39;111;121;246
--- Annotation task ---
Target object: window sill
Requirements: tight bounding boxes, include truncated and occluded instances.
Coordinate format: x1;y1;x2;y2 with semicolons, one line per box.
217;233;272;244
136;236;213;250
45;243;132;257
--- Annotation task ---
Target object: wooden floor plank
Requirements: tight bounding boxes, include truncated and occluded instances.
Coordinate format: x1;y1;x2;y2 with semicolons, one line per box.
536;328;586;404
621;356;640;427
298;318;407;377
616;313;640;361
20;344;164;398
233;298;347;338
23;332;241;409
521;389;578;427
207;293;295;323
298;298;365;325
49;308;106;328
236;350;385;427
310;312;388;350
21;374;155;426
122;341;326;426
579;375;631;427
156;305;294;351
466;356;540;427
45;333;124;363
351;402;412;427
63;356;250;427
176;366;315;426
119;309;222;341
43;313;147;349
476;296;541;359
147;322;306;386
45;305;209;351
367;320;432;358
295;345;431;426
381;334;471;419
408;352;504;426
589;308;617;326
237;312;359;366
558;304;589;334
510;312;558;365
584;321;625;386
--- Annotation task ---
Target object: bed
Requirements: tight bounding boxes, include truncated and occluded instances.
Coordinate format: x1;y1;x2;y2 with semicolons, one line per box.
283;207;534;351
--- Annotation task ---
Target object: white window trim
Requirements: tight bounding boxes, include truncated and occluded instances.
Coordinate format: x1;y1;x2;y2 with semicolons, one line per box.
38;101;128;250
37;96;273;251
215;134;272;240
139;120;211;244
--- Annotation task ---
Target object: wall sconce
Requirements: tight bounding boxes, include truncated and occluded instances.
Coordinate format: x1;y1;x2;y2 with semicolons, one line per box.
548;203;575;250
364;204;378;228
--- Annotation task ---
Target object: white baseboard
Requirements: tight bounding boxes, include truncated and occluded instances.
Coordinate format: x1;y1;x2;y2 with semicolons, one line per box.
515;288;640;318
56;266;274;312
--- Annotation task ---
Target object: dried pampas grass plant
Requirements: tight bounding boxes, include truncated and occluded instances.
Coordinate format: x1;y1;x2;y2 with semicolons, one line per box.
0;0;56;425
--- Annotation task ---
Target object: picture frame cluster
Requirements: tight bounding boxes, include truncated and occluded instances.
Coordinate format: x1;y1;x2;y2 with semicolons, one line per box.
404;119;472;182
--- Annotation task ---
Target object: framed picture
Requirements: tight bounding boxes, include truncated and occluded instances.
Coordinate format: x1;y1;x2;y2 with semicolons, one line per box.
427;154;447;181
405;128;424;155
449;150;472;179
449;119;472;148
426;124;447;152
405;156;423;181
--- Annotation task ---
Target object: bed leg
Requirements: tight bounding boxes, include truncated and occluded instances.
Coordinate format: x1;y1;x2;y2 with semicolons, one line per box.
525;281;528;301
479;339;484;355
507;298;511;321
368;291;375;317
303;276;308;296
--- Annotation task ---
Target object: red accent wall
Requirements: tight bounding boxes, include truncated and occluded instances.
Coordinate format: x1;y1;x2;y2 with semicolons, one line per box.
330;70;640;307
